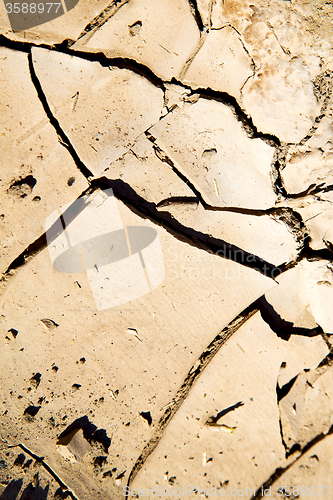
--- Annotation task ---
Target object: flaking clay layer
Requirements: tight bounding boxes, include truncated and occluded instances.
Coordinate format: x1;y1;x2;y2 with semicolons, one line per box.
1;1;333;499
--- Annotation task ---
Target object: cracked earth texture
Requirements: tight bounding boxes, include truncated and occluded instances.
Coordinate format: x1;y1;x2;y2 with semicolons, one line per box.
1;0;333;499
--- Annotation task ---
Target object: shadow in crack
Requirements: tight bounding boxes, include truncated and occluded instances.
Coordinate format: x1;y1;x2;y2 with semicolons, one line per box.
0;479;23;500
255;296;323;341
0;477;69;500
206;401;244;424
57;415;111;453
53;488;72;499
92;177;281;279
276;374;298;403
19;482;49;500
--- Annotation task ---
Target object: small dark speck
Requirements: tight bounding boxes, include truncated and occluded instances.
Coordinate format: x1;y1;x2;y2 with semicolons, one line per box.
139;411;152;426
115;471;125;480
8;328;18;339
67;177;75;186
30;373;42;388
40;318;59;329
93;456;107;468
24;405;41;417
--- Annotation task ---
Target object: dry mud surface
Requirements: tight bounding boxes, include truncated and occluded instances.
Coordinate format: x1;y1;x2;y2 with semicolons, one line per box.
1;1;333;499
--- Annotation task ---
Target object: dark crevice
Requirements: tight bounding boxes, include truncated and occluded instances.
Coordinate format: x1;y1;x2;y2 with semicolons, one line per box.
278;413;288;456
255;295;323;341
126;305;259;494
1;33;280;151
0;184;96;290
91;177;281;279
156;196;199;208
184;87;281;148
251;425;333;499
315;351;333;369
1;33;280;153
285;443;301;458
302;243;333;262
147;133;209;207
285;182;325;199
206;206;293;217
148;132;304;227
27;51;94;180
62;51;165;92
286;181;333;201
0;34;165;92
1;175;302;296
188;0;204;32
0;34;32;53
152;85;287;210
266;21;290;56
276;374;298;403
0;231;46;284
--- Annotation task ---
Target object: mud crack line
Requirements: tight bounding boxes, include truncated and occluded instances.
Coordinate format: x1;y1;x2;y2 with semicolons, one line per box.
6;443;80;500
92;177;282;279
27;51;94;180
126;304;259;493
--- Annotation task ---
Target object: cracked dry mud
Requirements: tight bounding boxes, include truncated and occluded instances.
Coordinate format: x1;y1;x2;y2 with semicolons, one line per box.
2;1;333;499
